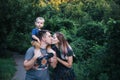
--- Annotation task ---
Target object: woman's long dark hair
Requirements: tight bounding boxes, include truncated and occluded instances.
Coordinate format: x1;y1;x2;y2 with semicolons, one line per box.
55;32;71;55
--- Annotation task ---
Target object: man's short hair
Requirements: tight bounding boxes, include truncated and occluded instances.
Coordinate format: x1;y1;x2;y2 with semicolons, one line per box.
37;30;50;40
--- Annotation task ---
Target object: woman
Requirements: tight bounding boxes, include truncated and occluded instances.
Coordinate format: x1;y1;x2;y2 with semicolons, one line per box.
51;32;76;80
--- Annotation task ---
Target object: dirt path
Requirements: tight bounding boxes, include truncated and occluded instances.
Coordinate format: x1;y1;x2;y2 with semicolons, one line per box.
12;53;26;80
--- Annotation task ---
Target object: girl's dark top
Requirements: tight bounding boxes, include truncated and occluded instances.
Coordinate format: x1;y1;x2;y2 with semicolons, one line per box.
51;45;76;80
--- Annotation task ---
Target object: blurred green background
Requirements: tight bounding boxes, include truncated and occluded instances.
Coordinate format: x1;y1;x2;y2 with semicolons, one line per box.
0;0;120;80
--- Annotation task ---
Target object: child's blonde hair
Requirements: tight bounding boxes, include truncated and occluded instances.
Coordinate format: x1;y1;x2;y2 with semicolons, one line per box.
35;17;45;22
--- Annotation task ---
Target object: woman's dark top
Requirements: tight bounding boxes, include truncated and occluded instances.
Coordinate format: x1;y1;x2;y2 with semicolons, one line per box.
52;45;76;80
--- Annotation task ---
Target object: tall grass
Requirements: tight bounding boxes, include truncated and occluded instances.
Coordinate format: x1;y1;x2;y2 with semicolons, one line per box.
0;58;16;80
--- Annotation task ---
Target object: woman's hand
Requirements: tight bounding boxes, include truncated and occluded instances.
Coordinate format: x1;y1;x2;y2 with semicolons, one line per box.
57;56;73;68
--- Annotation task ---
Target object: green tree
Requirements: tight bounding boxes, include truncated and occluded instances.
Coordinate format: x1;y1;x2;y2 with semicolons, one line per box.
105;19;120;80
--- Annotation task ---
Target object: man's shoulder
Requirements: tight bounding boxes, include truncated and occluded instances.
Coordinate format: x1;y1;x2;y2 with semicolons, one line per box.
27;46;34;51
25;46;35;55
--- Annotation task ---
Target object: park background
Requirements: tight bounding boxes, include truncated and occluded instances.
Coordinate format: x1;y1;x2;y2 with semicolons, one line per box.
0;0;120;80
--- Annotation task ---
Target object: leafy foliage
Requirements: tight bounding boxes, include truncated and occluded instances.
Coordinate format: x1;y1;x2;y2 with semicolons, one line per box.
71;37;107;80
0;58;16;80
0;0;120;80
77;22;105;45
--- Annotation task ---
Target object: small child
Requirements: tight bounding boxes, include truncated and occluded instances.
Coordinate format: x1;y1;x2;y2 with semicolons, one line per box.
31;17;45;44
31;17;45;69
31;17;45;58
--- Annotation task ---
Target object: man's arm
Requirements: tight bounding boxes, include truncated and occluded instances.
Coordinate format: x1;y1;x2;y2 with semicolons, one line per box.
24;49;41;70
24;57;37;70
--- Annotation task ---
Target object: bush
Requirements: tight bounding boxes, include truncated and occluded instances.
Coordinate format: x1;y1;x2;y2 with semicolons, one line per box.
71;37;106;80
0;58;16;80
77;22;105;45
6;31;31;54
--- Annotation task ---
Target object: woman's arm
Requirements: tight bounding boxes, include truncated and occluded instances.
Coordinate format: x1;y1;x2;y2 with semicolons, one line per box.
57;56;73;68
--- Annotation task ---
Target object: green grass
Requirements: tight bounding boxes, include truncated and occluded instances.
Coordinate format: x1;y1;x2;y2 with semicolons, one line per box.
0;58;16;80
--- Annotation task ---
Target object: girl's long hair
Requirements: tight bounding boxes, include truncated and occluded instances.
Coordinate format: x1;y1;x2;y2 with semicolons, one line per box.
55;32;71;55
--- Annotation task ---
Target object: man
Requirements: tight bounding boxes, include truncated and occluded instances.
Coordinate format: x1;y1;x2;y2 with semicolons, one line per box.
24;30;53;80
